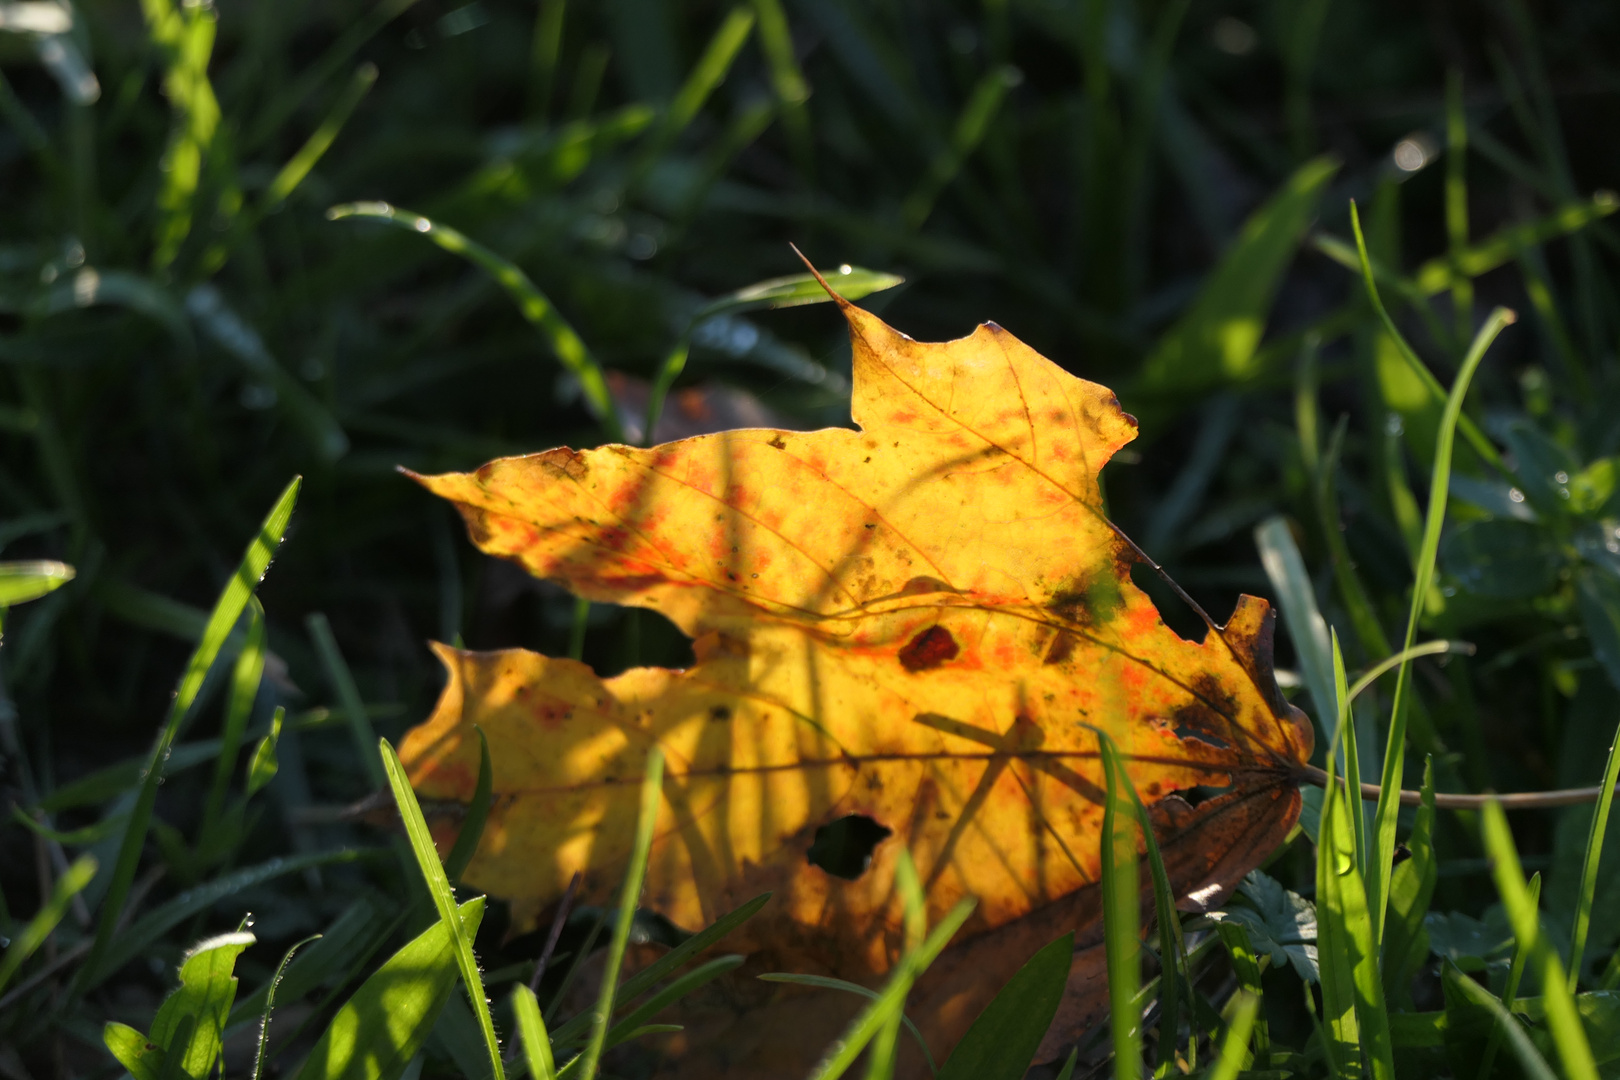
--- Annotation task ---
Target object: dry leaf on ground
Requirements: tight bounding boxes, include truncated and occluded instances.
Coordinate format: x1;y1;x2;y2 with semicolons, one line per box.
399;279;1313;1074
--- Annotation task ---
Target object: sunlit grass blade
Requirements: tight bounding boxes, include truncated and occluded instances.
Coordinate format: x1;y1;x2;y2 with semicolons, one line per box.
264;63;376;209
0;853;95;994
513;983;557;1080
0;559;74;606
80;477;300;990
1209;922;1269;1066
444;725;493;885
803;895;977;1080
251;934;320;1080
1368;307;1514;949
326;202;623;441
292;897;484;1080
1347;201;1507;475
1480;799;1599;1080
1477;872;1539;1080
573;747;664;1080
244;706;284;796
1567;718;1620;990
380;737;506;1080
1206;991;1259;1080
203;601;264;824
1096;730;1141;1079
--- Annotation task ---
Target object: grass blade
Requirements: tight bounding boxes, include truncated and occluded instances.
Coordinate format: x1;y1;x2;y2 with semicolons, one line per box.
293;897;484;1080
444;725;494;884
757;972;937;1073
203;601;264;824
803;896;977;1080
309;613;385;789
1205;991;1260;1080
326;202;623;441
1480;800;1599;1080
1255;515;1335;742
1477;873;1540;1080
1448;967;1558;1080
573;748;664;1080
80;477;300;991
250;934;320;1080
1347;201;1507;475
381;738;506;1080
0;559;75;606
0;853;95;993
513;984;557;1080
1097;730;1141;1080
1368;307;1515;948
1567;717;1620;989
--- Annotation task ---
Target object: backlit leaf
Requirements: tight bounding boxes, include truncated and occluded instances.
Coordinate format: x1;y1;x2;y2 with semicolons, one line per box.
401;294;1314;1067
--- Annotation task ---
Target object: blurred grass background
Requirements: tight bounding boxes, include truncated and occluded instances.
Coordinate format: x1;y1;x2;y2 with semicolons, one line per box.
2;0;1620;1073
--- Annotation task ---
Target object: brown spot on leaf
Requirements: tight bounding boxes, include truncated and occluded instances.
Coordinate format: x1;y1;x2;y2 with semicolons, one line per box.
899;626;959;671
1044;630;1078;666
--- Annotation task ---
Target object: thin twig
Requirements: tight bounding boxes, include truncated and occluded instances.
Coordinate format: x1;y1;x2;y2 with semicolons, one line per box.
1298;765;1620;810
531;872;582;994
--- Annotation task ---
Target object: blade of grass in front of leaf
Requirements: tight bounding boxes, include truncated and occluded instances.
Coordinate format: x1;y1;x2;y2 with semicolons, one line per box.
1480;800;1599;1080
309;613;385;789
0;559;74;606
325;203;622;441
203;601;264;825
1567;718;1620;990
1337;638;1368;874
381;738;505;1080
1449;967;1558;1080
755;973;937;1073
1205;991;1260;1080
546;892;770;1046
251;934;319;1080
512;984;557;1080
1477;872;1540;1080
0;853;94;993
1097;730;1141;1080
443;726;493;885
1369;307;1514;948
81;476;300;990
595;955;743;1052
293;897;484;1080
1347;202;1507;475
1317;643;1361;1079
572;747;664;1080
803;897;978;1080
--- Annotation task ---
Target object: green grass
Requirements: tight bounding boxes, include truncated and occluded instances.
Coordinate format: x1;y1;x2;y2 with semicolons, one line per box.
3;0;1620;1077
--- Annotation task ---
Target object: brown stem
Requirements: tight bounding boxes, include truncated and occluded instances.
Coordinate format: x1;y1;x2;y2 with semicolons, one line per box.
1298;765;1620;809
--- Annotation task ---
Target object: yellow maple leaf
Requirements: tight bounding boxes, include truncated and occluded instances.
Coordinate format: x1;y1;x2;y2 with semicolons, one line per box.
399;282;1312;1069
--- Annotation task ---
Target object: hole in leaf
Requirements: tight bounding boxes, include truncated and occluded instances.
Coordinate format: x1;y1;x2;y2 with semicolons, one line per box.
807;814;892;880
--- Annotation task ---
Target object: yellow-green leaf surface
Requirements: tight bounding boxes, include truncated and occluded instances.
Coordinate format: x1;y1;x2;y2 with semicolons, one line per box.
401;292;1314;1064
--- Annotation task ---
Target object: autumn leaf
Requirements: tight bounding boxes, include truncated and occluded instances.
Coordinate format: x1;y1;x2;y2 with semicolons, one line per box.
399;279;1313;1071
